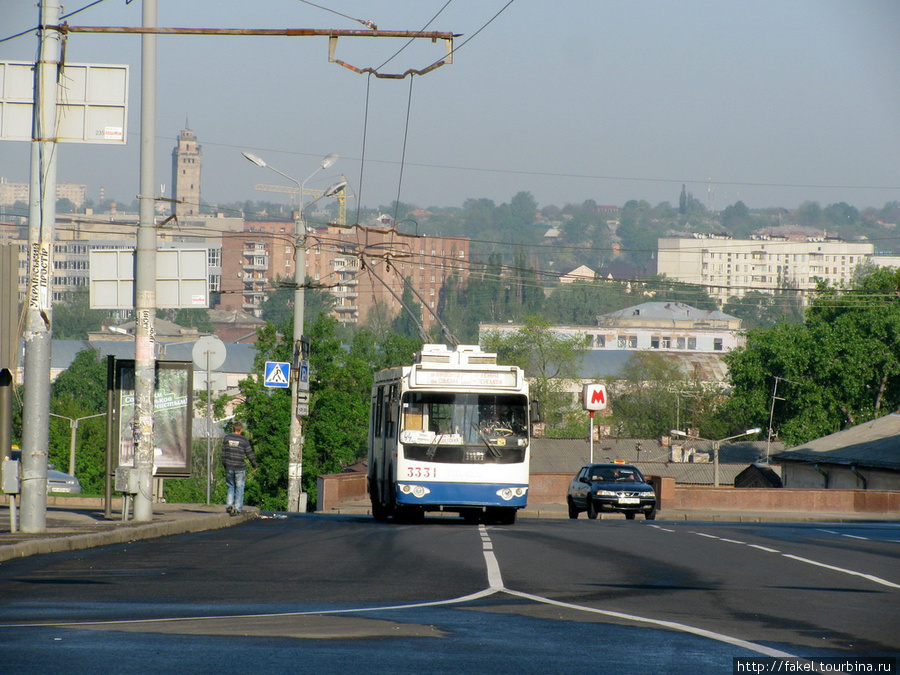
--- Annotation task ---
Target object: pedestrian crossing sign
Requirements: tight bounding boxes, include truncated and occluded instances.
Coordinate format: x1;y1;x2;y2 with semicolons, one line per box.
264;361;291;388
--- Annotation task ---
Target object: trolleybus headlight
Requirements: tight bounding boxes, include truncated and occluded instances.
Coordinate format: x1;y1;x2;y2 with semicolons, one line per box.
400;484;430;498
496;487;527;500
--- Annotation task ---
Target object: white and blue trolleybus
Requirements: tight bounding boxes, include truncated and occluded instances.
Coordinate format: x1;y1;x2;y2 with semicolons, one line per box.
367;344;534;524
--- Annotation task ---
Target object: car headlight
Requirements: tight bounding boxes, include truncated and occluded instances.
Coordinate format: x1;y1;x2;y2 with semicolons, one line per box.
596;489;618;496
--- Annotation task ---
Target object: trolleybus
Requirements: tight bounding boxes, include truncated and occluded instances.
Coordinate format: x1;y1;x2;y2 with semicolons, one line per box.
367;344;534;524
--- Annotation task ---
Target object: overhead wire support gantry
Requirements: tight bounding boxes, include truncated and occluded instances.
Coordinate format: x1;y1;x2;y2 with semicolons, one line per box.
49;24;460;79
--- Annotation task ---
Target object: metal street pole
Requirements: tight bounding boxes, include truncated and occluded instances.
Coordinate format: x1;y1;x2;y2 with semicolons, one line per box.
132;0;158;521
21;0;62;533
241;152;339;512
713;440;720;488
670;428;761;488
50;413;106;476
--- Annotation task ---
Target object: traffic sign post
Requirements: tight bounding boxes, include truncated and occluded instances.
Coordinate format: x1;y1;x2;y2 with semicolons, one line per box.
582;384;608;464
264;362;291;388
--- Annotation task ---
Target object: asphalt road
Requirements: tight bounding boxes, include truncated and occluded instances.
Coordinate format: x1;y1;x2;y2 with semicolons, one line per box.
1;514;897;674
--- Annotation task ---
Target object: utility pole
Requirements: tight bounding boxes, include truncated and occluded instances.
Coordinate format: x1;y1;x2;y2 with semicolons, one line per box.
20;0;62;533
242;152;343;512
132;0;158;521
46;19;455;518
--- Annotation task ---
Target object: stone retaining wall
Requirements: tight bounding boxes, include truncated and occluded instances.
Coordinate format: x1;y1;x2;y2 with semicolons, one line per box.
316;471;899;514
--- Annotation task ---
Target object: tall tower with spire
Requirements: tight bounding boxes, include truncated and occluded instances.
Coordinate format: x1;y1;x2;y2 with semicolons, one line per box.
171;127;202;217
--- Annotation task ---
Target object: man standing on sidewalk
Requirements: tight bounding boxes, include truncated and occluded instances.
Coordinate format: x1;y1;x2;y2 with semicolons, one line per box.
222;422;257;515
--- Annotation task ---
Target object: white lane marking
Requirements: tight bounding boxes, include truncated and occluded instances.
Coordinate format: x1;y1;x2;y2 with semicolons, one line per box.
683;529;899;588
476;527;799;659
503;588;798;659
780;554;900;589
479;525;505;590
748;544;780;553
7;588;504;629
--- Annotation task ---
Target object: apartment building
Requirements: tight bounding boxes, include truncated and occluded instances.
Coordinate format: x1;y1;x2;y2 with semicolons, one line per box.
218;220;297;317
0;178;87;209
656;234;875;305
217;220;470;329
4;211;233;305
481;301;744;355
306;224;470;330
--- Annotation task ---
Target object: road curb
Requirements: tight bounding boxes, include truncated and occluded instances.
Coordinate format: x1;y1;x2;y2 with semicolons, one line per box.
0;511;255;562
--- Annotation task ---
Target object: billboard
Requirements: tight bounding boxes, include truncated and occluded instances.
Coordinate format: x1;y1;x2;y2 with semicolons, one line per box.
0;61;128;144
111;359;193;478
89;248;209;309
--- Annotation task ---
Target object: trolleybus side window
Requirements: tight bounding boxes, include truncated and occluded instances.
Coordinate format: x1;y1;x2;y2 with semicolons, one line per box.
386;384;398;439
373;386;385;438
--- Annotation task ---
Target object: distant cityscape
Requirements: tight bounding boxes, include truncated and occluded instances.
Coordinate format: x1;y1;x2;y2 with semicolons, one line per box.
2;127;899;339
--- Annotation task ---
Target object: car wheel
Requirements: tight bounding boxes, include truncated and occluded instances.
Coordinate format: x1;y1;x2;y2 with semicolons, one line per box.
586;499;598;520
645;509;656;521
567;498;579;519
624;511;636;520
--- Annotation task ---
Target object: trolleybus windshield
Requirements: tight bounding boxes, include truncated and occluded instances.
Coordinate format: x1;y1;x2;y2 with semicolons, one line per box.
399;392;528;464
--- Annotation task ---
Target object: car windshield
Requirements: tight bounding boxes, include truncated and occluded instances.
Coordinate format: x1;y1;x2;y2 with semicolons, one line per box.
591;466;641;482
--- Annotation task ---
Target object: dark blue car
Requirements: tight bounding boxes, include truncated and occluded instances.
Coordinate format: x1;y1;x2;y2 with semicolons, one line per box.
567;462;656;520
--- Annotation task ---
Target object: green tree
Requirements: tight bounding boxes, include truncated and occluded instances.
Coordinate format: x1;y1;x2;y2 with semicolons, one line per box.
48;349;109;494
171;308;213;333
53;291;111;339
544;280;631;325
724;267;900;445
723;290;804;329
233;322;292;510
391;277;425;339
480;316;589;430
640;274;718;310
607;353;685;438
303;318;374;496
258;275;294;328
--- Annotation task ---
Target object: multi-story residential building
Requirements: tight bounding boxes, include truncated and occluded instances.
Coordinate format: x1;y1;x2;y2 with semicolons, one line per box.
481;301;744;355
217;220;470;329
306;224;470;330
218;219;297;317
0;178;87;209
656;234;875;306
5;211;234;306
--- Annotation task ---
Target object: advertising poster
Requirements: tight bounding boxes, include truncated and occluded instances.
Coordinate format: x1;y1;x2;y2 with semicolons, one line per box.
113;360;193;478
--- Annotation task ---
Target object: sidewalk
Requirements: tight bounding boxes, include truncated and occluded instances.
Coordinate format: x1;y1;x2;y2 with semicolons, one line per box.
0;500;256;563
2;499;897;563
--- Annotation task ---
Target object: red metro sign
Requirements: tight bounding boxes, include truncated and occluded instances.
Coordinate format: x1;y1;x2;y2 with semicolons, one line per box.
581;383;608;411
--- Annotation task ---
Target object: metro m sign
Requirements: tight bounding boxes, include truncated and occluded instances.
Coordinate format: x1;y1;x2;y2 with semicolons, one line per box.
582;383;608;411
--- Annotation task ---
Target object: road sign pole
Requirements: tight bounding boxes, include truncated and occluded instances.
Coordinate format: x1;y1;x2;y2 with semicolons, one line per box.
21;0;61;532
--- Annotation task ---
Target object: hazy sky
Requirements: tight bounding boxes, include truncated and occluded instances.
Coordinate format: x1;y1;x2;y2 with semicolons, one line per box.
1;0;899;215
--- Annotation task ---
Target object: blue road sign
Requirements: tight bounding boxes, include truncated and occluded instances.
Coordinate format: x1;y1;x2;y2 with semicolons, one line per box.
264;361;291;388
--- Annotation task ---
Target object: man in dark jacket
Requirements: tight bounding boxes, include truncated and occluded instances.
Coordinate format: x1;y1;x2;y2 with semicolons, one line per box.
222;421;257;515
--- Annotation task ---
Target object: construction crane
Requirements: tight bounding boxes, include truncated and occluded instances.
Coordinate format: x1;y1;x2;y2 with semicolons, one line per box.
253;175;352;226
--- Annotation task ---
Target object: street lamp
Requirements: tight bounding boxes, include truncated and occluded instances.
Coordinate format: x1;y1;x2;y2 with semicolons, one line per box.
49;412;107;476
670;428;761;487
242;150;342;512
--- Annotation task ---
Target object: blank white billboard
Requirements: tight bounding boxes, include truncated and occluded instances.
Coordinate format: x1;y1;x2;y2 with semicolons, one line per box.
90;248;209;309
0;61;128;144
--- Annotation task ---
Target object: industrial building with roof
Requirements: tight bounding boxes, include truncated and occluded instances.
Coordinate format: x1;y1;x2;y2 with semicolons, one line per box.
772;413;900;490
